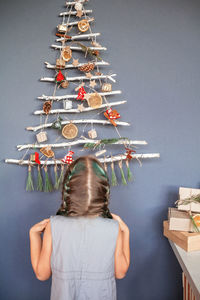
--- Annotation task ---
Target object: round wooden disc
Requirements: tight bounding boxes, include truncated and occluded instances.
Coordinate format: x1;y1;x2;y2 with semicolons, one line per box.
62;123;78;139
61;46;72;62
78;19;89;32
87;93;102;108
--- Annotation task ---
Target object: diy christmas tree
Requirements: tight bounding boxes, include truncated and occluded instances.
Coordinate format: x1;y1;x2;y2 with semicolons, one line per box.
5;0;160;192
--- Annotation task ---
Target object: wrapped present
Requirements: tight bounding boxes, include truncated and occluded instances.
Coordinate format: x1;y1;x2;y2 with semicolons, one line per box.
62;151;74;164
176;187;200;213
168;207;196;232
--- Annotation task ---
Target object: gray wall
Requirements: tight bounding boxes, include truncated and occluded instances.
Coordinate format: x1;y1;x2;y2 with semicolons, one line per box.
1;0;200;299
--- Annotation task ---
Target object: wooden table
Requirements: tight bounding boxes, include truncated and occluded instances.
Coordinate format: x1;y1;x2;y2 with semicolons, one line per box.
169;240;200;300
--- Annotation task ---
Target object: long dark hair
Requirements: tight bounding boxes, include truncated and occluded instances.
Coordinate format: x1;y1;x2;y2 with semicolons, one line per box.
56;155;113;219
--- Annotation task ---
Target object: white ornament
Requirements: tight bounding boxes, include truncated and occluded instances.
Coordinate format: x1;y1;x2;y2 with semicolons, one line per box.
101;83;112;92
58;24;67;33
75;2;83;11
63;100;73;110
36;131;48;143
88;129;97;139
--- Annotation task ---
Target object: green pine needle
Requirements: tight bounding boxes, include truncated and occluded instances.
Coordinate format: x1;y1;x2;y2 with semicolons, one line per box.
36;166;43;192
127;165;133;182
54;167;59;190
26;166;34;191
111;164;118;186
44;167;53;192
119;166;127;185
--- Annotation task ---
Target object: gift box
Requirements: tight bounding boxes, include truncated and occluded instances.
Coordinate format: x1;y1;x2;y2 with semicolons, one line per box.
177;187;200;213
168;207;196;232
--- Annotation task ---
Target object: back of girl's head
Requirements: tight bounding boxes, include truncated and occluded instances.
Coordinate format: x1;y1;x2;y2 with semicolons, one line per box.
56;155;113;219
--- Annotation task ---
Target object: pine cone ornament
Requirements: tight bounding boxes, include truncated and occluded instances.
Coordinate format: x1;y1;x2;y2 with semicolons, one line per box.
78;62;95;73
43;101;52;114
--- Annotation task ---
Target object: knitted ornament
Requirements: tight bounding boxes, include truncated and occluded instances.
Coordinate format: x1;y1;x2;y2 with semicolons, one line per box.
104;107;121;127
61;151;74;164
55;70;65;83
77;86;86;100
125;147;136;160
78;62;95;73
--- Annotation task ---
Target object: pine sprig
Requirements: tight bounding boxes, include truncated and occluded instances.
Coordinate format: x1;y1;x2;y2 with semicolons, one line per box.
84;137;130;150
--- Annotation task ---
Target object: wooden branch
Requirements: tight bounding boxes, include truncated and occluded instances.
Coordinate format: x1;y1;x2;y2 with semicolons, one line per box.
51;44;106;51
34;100;126;115
56;33;100;42
38;90;122;101
26;119;130;132
59;17;94;27
66;1;87;5
59;10;93;16
40;73;116;83
44;60;109;70
17;139;147;151
5;153;160;166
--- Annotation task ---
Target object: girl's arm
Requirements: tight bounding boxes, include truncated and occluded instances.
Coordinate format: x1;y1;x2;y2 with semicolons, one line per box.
29;218;52;281
111;213;130;279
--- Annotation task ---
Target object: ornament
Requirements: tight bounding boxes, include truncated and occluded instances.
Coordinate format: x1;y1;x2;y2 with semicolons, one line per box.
77;86;86;100
30;154;35;161
35;152;41;164
88;128;97;139
63;100;72;110
95;149;107;157
75;2;83;11
62;123;78;139
62;151;75;164
89;80;97;88
61;80;69;88
125;147;136;161
36;131;48;143
56;58;66;69
78;19;89;32
51;116;63;130
43;101;52;114
78;62;95;72
61;46;72;62
86;72;93;78
104;107;120;127
87;93;102;108
77;103;85;112
101;83;112;92
40;146;54;158
58;24;68;32
55;70;65;83
76;10;83;18
72;58;79;67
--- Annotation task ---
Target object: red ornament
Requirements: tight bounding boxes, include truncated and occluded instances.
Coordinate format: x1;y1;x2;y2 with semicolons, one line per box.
56;70;65;82
61;151;74;164
77;87;86;100
125;147;136;161
106;107;120;119
35;152;41;165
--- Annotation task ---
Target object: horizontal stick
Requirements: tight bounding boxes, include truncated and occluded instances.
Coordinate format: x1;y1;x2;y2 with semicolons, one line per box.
40;73;116;83
17;139;147;151
59;17;94;27
38;90;122;101
26;119;130;132
59;10;93;16
5;153;160;165
34;100;126;115
51;44;107;51
44;60;109;70
56;33;100;42
66;0;87;5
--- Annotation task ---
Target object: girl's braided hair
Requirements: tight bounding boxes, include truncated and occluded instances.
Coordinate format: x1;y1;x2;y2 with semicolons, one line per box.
56;155;113;219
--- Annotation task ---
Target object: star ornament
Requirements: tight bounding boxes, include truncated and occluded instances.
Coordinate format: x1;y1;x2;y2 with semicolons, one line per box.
86;72;93;79
77;103;85;112
89;80;97;88
76;10;83;18
72;58;79;67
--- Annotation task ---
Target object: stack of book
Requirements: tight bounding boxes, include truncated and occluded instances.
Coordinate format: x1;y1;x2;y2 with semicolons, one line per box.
163;187;200;252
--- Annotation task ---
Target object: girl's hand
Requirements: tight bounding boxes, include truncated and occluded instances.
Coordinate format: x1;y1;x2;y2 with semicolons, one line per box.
29;219;50;235
111;213;129;233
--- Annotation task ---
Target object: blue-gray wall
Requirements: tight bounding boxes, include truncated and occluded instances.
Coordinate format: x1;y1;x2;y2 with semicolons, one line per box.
1;0;200;299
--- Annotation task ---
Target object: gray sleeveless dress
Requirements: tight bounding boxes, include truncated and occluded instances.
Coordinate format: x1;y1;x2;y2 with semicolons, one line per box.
49;214;119;300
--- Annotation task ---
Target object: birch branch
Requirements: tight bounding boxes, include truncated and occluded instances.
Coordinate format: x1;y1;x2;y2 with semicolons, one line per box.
34;100;126;115
59;10;92;16
58;17;94;28
56;33;100;42
26;119;130;132
44;60;109;70
17;139;147;151
66;1;87;5
5;153;160;166
40;73;116;83
38;90;122;101
51;44;106;51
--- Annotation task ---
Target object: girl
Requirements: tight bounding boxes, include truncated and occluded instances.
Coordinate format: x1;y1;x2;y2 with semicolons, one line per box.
29;155;130;300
